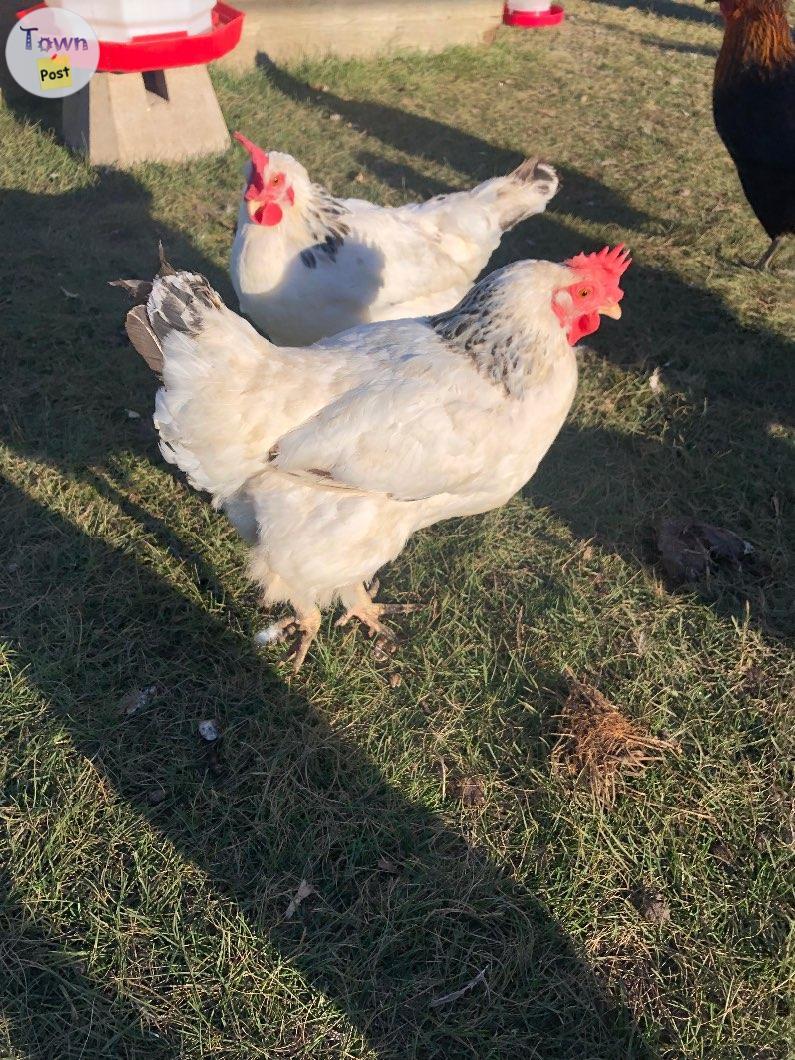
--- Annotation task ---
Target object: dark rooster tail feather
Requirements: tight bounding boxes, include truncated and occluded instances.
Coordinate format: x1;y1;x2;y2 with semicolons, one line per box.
510;157;559;189
112;248;224;376
157;241;177;276
147;272;224;342
109;243;176;303
124;306;164;375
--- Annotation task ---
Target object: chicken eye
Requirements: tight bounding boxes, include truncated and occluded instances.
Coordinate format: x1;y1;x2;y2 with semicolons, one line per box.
271;174;283;186
578;287;591;298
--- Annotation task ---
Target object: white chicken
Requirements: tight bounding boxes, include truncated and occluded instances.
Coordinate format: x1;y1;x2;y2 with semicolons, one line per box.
229;132;560;345
122;245;630;670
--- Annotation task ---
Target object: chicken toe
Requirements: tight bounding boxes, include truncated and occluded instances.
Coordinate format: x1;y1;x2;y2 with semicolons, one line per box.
336;584;416;642
255;609;321;672
254;615;298;646
285;608;322;672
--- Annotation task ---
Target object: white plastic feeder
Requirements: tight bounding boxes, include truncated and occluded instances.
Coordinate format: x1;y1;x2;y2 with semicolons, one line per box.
509;0;553;11
46;0;214;42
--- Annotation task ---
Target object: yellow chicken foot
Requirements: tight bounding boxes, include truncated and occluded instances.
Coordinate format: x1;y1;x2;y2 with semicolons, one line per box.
255;608;321;672
336;584;417;642
286;626;319;672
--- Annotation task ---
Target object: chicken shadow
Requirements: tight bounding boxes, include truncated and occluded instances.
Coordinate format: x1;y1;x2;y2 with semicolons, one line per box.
256;62;795;637
256;56;655;236
247;238;387;343
587;0;719;26
0;170;655;1055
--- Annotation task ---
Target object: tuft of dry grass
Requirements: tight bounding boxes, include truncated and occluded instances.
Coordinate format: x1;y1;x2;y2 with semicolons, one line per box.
552;676;677;803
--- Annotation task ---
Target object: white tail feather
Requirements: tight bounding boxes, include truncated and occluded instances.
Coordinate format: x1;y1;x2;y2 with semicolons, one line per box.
147;273;276;503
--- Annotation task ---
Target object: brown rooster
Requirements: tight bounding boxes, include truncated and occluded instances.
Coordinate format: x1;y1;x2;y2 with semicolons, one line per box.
712;0;795;270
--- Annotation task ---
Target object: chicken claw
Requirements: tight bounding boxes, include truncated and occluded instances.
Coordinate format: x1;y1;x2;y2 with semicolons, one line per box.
255;608;321;672
336;585;417;643
286;626;319;673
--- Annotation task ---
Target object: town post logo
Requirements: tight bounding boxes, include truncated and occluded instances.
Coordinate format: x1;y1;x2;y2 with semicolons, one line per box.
6;7;99;99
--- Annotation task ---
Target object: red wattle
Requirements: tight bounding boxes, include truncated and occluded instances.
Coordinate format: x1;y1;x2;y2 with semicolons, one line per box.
567;312;600;345
257;202;283;226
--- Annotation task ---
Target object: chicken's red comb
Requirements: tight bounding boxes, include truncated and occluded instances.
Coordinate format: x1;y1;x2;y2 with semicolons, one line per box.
233;131;269;197
566;243;632;280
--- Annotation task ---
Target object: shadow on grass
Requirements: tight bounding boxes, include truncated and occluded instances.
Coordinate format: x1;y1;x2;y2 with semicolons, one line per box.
637;34;718;57
0;479;653;1058
0;164;654;1056
0;887;175;1058
587;0;719;26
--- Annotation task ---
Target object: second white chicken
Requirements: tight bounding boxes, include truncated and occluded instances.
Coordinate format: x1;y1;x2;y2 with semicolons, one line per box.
230;132;559;345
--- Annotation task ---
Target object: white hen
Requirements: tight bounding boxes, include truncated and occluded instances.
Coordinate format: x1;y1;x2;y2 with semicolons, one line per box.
229;132;559;346
123;245;630;669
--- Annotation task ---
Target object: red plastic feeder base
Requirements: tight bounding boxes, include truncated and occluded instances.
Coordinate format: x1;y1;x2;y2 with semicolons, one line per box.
16;2;244;73
503;4;565;27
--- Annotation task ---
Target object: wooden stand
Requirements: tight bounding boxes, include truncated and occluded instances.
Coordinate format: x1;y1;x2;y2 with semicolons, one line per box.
61;65;230;167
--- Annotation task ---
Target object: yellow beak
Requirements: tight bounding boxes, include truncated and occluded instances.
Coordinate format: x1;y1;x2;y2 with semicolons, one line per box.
246;200;260;220
599;302;622;320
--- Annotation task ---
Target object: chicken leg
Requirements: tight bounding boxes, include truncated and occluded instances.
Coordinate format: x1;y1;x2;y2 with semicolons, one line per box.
255;606;321;672
753;234;787;271
336;583;416;641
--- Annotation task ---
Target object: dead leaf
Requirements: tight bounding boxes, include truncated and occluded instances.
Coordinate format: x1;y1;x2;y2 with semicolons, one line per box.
147;787;166;806
60;287;79;299
388;673;402;689
125;409;141;420
709;839;736;868
284;879;316;919
354;171;366;184
430;968;487;1008
329;112;342;122
657;518;753;582
630;885;671;924
552;677;676;805
117;685;159;717
373;637;395;661
648;366;664;394
453;776;486;809
377;857;399;874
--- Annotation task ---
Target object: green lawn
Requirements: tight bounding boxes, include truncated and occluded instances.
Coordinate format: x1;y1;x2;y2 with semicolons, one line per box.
0;1;793;1056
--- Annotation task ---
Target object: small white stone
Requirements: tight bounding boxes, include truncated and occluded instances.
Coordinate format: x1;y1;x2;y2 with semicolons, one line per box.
198;719;220;742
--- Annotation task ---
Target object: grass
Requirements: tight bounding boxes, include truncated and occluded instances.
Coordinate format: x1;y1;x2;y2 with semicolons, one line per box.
0;1;793;1056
